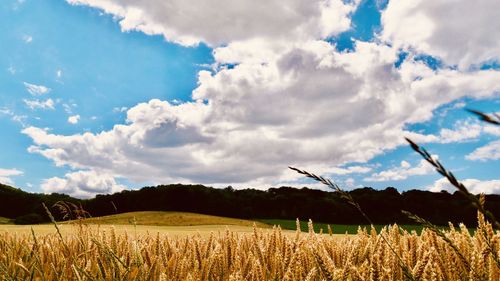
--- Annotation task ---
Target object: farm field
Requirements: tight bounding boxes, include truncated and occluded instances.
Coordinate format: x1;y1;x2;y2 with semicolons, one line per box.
0;211;277;237
0;223;281;238
259;219;427;234
1;1;499;279
0;214;497;280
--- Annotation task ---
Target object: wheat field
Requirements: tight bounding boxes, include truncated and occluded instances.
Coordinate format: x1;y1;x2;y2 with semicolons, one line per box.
0;213;498;281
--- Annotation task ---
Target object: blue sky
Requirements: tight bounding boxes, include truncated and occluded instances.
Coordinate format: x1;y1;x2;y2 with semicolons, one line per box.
1;0;499;197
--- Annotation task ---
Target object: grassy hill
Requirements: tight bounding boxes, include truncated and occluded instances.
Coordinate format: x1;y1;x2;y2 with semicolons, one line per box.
0;216;12;224
71;211;270;228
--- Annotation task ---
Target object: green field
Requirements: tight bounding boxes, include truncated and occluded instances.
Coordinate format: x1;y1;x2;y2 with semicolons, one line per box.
259;219;428;234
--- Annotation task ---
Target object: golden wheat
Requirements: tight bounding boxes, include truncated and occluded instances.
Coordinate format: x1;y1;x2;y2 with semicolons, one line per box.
0;213;498;281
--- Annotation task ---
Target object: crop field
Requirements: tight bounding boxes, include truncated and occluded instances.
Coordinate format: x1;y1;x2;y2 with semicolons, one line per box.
0;224;280;238
0;213;498;280
0;211;275;237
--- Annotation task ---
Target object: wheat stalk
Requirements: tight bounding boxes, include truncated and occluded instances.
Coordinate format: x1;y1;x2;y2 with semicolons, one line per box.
289;166;417;281
405;138;500;230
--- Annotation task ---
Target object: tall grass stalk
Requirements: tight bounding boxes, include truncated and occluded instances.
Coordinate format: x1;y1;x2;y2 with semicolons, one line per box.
289;166;417;281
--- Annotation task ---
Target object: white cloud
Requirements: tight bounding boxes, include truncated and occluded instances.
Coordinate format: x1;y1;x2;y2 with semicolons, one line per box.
344;177;356;188
328;165;373;175
466;140;500;162
22;41;500;189
56;70;62;78
404;112;500;168
22;34;33;43
11;114;28;126
23;82;51;96
406;121;484;143
431;122;482;143
41;170;125;198
19;1;500;196
0;168;23;186
381;0;500;69
7;65;16;74
483;123;500;136
66;0;357;47
405;120;500;144
62;103;76;114
68;115;80;124
113;106;128;113
364;159;434;182
428;178;500;195
23;98;55;110
0;107;28;126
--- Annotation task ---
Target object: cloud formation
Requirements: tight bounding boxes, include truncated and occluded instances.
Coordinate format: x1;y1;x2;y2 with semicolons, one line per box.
66;0;357;46
41;170;125;198
364;160;434;182
23;82;51;96
0;168;23;186
405;121;499;144
381;0;500;69
18;0;500;197
68;115;80;124
22;42;500;189
23;98;55;110
428;178;500;195
466;140;500;162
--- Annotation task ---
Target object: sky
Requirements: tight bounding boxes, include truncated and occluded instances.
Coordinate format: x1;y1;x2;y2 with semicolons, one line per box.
0;0;499;198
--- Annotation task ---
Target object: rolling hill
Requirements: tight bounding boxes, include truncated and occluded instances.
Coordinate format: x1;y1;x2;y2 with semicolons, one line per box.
72;211;270;228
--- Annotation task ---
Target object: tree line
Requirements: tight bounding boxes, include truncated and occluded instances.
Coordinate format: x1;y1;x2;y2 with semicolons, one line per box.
1;183;498;226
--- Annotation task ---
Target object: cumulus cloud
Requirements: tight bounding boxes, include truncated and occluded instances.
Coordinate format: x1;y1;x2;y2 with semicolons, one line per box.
381;0;500;68
66;0;357;47
23;82;51;96
405;119;500;146
22;41;500;188
0;168;23;186
328;165;372;175
17;1;499;197
483;123;500;136
404;121;490;144
41;170;125;198
23;98;55;110
68;115;80;124
466;140;500;161
364;160;434;182
428;178;500;195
